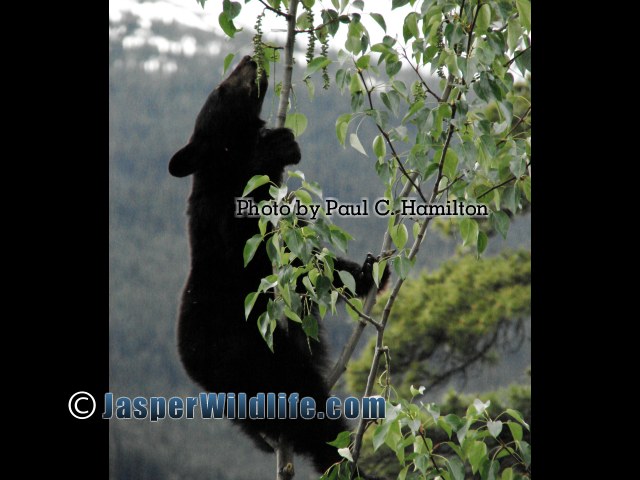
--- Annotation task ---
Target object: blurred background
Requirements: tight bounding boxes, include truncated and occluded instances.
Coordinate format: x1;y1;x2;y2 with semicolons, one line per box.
109;1;530;478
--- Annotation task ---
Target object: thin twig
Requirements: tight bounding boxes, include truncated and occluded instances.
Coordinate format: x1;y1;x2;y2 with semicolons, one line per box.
504;46;531;68
275;0;299;129
477;161;530;200
420;432;442;475
438;172;466;195
400;46;442;102
466;1;483;57
337;291;383;330
258;0;289;18
497;106;531;146
357;69;429;204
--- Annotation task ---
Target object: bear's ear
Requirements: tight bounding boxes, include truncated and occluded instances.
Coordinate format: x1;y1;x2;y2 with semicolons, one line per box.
169;142;202;177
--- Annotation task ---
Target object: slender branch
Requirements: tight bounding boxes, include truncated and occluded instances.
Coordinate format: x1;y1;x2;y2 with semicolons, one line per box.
504;46;531;68
267;3;299;478
466;1;484;57
497;106;531;146
495;438;530;473
275;0;299;129
258;0;289;18
430;120;457;203
357;69;429;204
438;172;466;196
459;0;466;18
420;431;442;475
327;320;367;388
400;46;442;102
477;161;530;201
337;291;382;330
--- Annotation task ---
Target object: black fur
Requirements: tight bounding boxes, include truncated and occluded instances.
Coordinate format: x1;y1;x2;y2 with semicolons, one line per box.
169;56;388;473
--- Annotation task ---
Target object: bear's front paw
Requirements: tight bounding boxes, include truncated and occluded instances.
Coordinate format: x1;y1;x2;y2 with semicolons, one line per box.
260;128;301;166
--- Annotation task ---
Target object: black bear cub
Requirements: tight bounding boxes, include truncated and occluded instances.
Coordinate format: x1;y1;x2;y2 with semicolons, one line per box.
169;55;386;473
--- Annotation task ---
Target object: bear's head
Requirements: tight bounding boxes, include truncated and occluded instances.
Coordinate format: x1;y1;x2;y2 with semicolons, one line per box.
169;55;268;178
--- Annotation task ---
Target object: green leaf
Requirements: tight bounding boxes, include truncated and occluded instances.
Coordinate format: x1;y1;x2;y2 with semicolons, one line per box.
349;73;363;94
459;218;479;247
306;56;332;75
285;113;308;137
443;149;459;180
448;456;465;480
295;189;313;206
337;447;353;463
328;431;351;448
244;291;259;320
477;231;488;256
335;113;351;146
243;234;262;267
370;13;387;32
403;12;420;42
338;270;357;295
515;47;531;75
506;409;529;430
223;53;235;74
401;99;424;123
468;441;487;474
349;133;368;156
475;3;491;33
302;315;319;340
242;175;270;197
393;255;413;279
222;0;241;19
386;60;402;77
501;468;514;480
507;421;523;442
507;18;523;52
283;306;302;323
390;223;408;250
523;176;531;201
480;459;500;480
257;311;274;351
474;73;493;102
487;420;503;438
385;420;402;450
375;259;387;288
356;55;370;69
438;417;453;438
373;421;390;451
516;0;531;31
218;12;239;38
474;398;490;414
490;210;510;239
304;77;315;100
392;0;410;9
518;440;532;466
373;135;386;160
